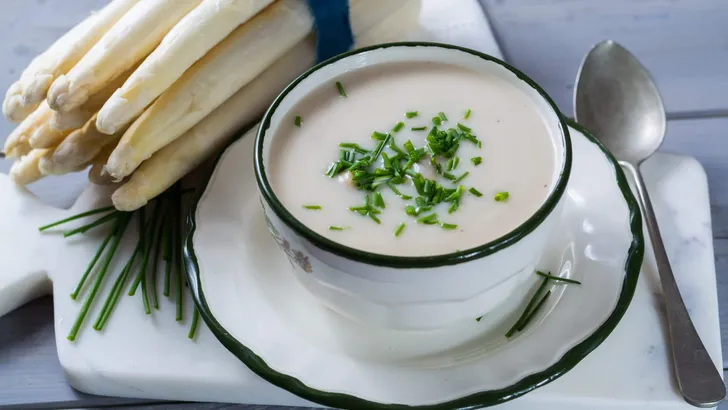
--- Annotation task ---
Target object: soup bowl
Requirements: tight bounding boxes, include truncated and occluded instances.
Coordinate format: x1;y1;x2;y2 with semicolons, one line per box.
254;42;572;330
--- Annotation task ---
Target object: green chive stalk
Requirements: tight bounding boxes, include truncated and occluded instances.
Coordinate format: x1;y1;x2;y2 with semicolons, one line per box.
93;235;144;330
38;206;115;231
63;211;120;237
67;214;131;341
163;213;173;297
150;212;165;310
174;195;183;322
70;222;117;300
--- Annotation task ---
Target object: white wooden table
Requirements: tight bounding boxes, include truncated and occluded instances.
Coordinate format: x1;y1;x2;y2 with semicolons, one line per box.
1;0;727;409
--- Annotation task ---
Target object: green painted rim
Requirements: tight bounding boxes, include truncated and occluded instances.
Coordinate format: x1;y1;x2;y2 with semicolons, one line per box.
183;119;644;409
254;42;573;268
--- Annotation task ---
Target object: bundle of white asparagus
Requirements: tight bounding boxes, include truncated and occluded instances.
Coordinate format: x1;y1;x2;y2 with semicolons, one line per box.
3;0;421;211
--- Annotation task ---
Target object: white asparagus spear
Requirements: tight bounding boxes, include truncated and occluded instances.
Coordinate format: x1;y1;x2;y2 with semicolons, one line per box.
9;149;48;185
111;35;318;211
2;0;139;122
47;0;203;113
8;64;134;152
88;164;112;185
105;0;315;180
50;62;139;131
5;141;33;159
88;145;119;185
3;102;52;156
52;114;128;171
3;83;37;123
5;140;32;160
97;0;274;135
2;21;92;122
38;147;93;176
29;121;72;149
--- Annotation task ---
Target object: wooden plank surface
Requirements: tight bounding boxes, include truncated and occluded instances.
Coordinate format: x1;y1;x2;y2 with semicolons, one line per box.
481;0;728;118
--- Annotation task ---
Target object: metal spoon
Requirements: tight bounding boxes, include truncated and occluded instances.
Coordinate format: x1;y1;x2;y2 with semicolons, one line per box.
574;40;725;408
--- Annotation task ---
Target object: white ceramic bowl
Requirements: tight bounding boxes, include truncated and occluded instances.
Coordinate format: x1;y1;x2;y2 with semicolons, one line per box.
255;42;572;330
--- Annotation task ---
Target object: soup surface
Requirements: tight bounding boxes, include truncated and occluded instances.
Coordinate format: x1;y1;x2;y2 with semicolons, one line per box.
267;61;556;256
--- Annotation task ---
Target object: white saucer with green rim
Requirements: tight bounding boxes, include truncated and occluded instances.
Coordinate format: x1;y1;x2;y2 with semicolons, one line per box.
183;121;644;409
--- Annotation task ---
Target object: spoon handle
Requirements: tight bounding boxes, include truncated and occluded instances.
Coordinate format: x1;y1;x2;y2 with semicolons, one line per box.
623;162;725;408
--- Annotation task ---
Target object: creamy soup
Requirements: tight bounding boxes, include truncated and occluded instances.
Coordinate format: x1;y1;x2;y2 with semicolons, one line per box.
267;62;557;256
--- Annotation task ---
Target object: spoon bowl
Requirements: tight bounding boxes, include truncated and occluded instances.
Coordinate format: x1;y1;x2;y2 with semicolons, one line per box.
574;40;666;164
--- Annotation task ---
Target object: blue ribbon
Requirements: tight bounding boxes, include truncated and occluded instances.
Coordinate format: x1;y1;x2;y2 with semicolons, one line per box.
305;0;354;63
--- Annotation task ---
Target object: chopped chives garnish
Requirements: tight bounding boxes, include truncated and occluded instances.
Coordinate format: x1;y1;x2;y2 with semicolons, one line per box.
471;156;482;166
373;192;385;208
322;109;487;227
477;140;482;149
303;205;322;210
448;202;459;214
403;140;415;152
464;108;472;119
441;223;458;230
388;141;407;156
475;315;483;322
456;122;472;132
294;116;302;127
336;81;347;97
394;222;406;237
536;270;582;285
371;131;388;141
469;187;483;197
494;191;510;202
453;171;470;183
416;213;438;224
329;226;347;231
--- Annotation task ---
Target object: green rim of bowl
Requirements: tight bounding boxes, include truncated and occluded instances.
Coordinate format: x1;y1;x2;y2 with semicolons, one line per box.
183;119;644;409
254;42;573;268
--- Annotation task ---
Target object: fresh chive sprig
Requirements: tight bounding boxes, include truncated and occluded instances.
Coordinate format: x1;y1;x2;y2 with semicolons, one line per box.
505;271;582;337
40;186;201;342
536;270;582;285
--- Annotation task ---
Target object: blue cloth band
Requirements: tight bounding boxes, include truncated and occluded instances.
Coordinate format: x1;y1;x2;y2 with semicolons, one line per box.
305;0;354;63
